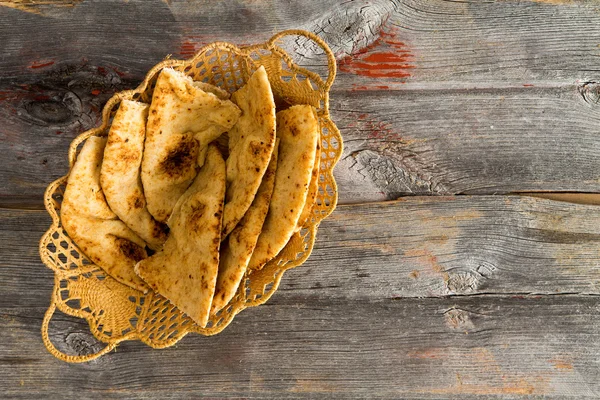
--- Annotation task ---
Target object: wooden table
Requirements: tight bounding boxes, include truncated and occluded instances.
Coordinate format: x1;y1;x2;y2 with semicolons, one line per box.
2;0;600;398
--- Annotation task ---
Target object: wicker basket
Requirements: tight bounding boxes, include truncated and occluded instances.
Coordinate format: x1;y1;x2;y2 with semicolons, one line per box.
39;30;342;363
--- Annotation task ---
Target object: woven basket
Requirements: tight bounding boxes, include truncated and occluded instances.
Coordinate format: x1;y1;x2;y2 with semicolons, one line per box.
39;30;342;363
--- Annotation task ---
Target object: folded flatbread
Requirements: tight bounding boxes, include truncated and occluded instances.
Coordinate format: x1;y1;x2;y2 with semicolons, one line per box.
212;139;279;314
135;145;226;327
61;136;149;292
248;105;319;270
193;81;230;100
221;66;276;238
100;100;167;250
296;138;321;230
141;68;240;222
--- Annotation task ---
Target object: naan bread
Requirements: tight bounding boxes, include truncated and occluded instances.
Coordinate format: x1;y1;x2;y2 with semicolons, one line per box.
100;100;168;250
211;140;279;314
193;81;230;100
296;138;321;231
142;67;240;222
135;145;226;327
248;105;319;270
221;66;276;238
61;136;149;293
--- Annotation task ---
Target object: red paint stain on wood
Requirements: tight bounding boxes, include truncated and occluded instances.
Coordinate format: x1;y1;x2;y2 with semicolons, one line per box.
523;84;534;87
351;84;390;91
91;89;101;96
0;91;16;102
426;381;542;396
418;348;550;396
180;40;198;58
549;357;574;370
179;36;211;58
29;60;55;69
408;348;442;359
340;26;414;81
356;113;406;142
404;249;447;279
111;67;126;77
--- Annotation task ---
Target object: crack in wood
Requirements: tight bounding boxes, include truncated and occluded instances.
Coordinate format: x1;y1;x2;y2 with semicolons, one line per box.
300;0;396;60
520;192;600;206
346;149;437;197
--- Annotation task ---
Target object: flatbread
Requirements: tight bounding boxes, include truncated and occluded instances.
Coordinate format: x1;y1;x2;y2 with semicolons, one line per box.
211;140;279;314
248;105;319;270
100;100;168;250
61;136;149;293
193;81;230;100
135;145;226;327
221;66;276;238
141;67;240;222
295;138;321;230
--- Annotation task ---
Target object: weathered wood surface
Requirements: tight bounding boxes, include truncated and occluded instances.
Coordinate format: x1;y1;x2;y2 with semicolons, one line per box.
1;0;600;398
3;297;600;399
3;84;600;205
334;87;600;202
2;196;600;398
2;0;600;87
4;196;600;307
2;0;600;204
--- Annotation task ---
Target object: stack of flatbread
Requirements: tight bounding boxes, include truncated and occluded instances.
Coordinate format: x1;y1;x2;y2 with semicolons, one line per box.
61;65;321;327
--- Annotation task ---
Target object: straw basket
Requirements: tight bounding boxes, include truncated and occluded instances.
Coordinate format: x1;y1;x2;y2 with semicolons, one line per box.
39;30;342;363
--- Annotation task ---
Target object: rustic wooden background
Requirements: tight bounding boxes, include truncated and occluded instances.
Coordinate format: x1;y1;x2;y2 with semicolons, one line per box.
2;0;600;398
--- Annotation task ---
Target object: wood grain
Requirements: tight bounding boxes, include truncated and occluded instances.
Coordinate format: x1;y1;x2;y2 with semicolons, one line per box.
2;0;600;397
4;196;600;308
13;194;600;398
2;296;600;398
2;0;600;204
1;0;600;88
2;84;600;205
334;86;600;202
322;0;600;90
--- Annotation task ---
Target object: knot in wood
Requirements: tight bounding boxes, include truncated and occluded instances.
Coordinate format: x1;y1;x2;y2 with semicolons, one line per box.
444;308;476;332
21;90;82;126
64;331;105;358
446;271;480;294
579;82;600;105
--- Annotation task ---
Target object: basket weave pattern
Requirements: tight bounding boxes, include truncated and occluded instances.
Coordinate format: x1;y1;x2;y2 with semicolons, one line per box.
39;30;342;363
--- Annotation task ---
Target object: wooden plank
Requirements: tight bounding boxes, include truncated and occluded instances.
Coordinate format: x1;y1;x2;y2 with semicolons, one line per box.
2;82;599;205
2;296;600;398
2;0;600;89
295;195;600;298
4;195;600;309
3;0;600;204
334;86;600;202
323;0;600;91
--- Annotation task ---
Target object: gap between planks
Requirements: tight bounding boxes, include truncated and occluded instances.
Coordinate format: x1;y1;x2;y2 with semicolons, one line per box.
3;192;600;212
517;192;600;206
